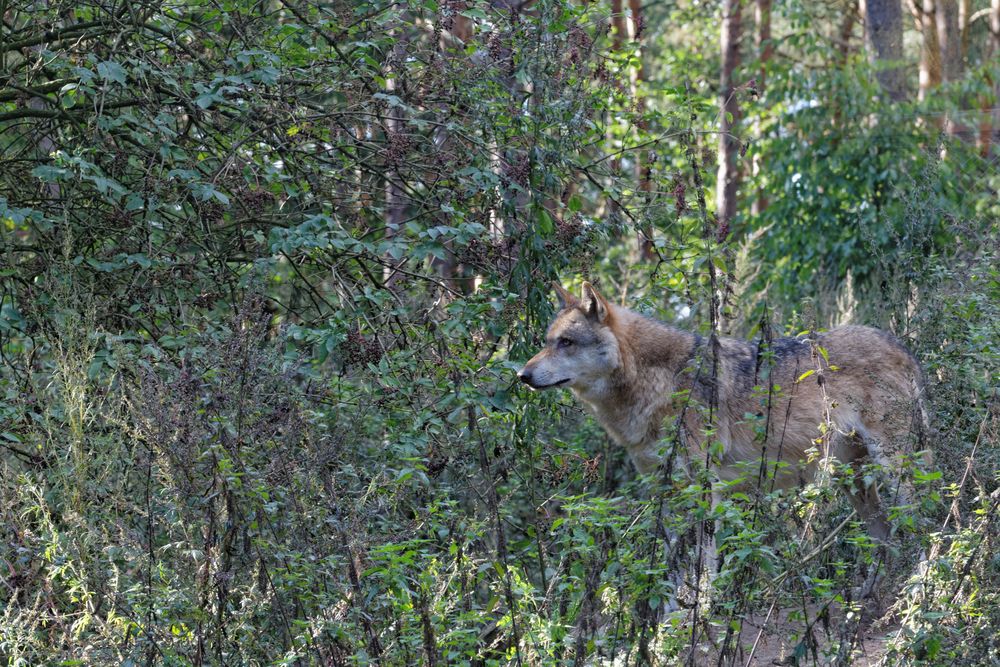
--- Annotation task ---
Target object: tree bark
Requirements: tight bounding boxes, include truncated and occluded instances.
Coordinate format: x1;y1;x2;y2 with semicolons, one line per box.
836;0;859;67
958;0;970;59
865;0;908;101
751;0;772;217
383;30;410;288
936;0;969;138
918;0;942;101
936;0;962;82
717;0;742;237
611;0;627;52
983;0;1000;156
630;0;655;260
607;0;627;180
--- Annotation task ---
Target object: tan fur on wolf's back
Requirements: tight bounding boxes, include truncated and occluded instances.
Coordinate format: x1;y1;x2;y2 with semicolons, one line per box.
517;281;930;543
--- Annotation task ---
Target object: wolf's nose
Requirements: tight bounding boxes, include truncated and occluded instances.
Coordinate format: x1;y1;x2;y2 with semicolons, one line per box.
517;369;533;385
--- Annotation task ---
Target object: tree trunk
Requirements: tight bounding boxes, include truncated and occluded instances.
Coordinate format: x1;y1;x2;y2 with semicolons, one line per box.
433;6;471;292
865;0;907;101
611;0;627;51
838;1;858;65
717;0;743;237
604;0;627;247
630;0;655;260
983;0;1000;156
384;31;410;288
958;0;970;59
936;0;962;82
607;0;627;179
751;0;772;217
937;0;969;138
918;0;942;101
833;1;858;131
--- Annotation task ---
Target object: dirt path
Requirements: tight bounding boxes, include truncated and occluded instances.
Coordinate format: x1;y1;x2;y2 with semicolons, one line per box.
739;606;894;666
692;603;898;666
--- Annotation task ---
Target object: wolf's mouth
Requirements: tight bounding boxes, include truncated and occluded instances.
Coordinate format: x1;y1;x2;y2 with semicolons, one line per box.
534;378;571;389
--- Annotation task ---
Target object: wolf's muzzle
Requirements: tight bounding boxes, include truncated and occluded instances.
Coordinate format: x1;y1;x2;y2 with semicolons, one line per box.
518;369;569;389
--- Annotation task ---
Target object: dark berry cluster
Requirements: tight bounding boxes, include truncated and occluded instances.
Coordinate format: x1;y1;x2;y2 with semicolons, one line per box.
569;26;593;52
143;173;163;195
540;459;569;485
634;15;646;39
488;33;505;61
671;174;687;217
384;130;412;167
487;31;515;75
425;444;449;477
108;208;134;229
567;26;592;67
108;149;129;177
505;154;530;187
374;386;399;408
498;302;522;328
555;214;583;246
458;237;504;268
199;200;224;223
716;215;730;243
341;329;382;367
582;455;602;484
594;61;609;83
238;187;274;215
437;0;455;33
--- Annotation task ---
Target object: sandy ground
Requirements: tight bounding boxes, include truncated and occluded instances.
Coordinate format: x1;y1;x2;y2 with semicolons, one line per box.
738;606;893;666
686;602;898;666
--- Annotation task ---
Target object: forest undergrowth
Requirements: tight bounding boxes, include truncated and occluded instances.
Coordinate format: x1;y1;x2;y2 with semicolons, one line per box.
2;0;998;665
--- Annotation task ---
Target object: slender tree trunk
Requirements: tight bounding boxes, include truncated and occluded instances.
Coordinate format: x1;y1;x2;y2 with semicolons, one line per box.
604;0;628;243
751;0;772;217
983;0;1000;156
918;0;942;101
865;0;907;101
608;0;627;180
839;0;858;64
433;6;471;293
754;0;773;91
384;31;410;288
936;0;962;83
611;0;627;51
630;0;655;260
833;1;858;132
937;0;969;137
717;0;742;237
958;0;970;59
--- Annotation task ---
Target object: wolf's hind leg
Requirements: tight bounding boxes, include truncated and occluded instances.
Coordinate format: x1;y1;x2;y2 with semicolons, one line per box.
845;472;891;543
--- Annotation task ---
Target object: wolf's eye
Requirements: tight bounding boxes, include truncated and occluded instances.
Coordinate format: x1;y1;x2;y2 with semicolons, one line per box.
557;337;573;349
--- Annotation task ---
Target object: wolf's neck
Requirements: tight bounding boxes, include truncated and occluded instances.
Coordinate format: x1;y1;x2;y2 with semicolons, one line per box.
616;312;700;378
573;310;698;453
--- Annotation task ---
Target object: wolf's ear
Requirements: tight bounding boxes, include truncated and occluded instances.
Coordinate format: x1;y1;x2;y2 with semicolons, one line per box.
580;281;609;323
552;281;577;310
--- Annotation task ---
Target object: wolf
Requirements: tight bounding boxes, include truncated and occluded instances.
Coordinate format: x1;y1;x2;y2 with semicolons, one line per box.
518;282;930;550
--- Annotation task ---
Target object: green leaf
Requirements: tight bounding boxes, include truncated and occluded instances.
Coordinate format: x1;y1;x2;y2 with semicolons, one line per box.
96;60;127;85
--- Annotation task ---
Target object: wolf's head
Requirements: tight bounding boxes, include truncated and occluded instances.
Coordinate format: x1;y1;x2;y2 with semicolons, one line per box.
517;282;622;392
